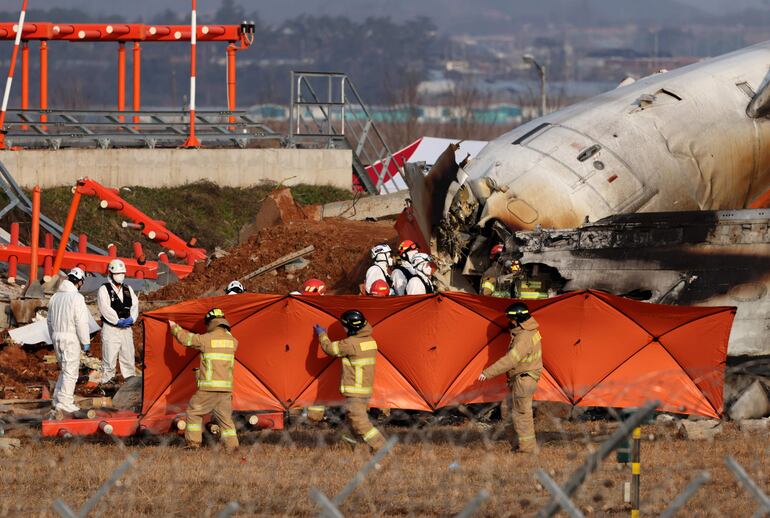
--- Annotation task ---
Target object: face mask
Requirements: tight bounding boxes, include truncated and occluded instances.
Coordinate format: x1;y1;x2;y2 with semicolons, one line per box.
112;273;126;284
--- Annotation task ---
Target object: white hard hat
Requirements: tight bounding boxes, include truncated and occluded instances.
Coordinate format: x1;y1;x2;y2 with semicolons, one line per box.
68;267;85;282
108;259;127;274
370;243;392;260
225;280;245;295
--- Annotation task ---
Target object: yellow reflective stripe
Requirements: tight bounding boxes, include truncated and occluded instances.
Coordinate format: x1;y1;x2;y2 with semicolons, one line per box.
330;341;340;356
198;380;233;389
186;423;202;432
632;463;640;475
341;386;372;395
632;427;641;439
203;353;234;361
350;358;376;366
221;429;237;437
359;340;377;351
631;511;640;518
210;339;234;349
185;335;193;347
342;357;352;367
355;366;363;387
519;434;536;442
308;406;325;412
481;280;495;291
510;349;521;361
520;291;548;299
363;427;380;442
532;331;541;344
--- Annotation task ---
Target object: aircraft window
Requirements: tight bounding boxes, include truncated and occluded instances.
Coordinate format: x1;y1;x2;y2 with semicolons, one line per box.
512;123;550;145
577;144;601;162
593;160;605;171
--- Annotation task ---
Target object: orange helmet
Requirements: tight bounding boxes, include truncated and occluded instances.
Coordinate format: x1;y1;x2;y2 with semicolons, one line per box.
398;239;418;258
302;278;327;295
490;244;504;260
369;279;390;297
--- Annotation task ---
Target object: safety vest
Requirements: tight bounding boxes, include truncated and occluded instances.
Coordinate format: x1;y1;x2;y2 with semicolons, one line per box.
104;282;133;320
320;324;378;398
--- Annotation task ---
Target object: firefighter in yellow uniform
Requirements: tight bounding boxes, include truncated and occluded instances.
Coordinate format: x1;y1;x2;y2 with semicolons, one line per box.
478;302;542;454
168;308;239;452
314;309;387;451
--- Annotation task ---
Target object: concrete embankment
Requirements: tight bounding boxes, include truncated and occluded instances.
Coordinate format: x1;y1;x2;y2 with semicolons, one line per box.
0;148;352;189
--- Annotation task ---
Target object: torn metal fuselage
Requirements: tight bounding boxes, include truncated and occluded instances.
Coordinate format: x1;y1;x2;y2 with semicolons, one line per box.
515;209;770;357
408;40;770;295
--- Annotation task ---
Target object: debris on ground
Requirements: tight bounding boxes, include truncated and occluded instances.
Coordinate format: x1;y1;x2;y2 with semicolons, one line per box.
148;218;398;300
239;187;323;244
738;417;770;433
677;419;723;440
112;375;142;411
728;379;770;421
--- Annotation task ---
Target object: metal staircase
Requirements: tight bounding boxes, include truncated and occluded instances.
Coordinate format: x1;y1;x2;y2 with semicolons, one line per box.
288;71;404;194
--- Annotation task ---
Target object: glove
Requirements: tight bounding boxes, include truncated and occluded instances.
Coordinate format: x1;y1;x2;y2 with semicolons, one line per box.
82;343;90;353
116;318;133;328
313;324;327;335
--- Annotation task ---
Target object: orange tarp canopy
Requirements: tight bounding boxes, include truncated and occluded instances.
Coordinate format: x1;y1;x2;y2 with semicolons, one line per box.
141;291;734;422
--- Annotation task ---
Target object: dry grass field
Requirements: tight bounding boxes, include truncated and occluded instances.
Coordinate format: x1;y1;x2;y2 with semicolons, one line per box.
1;416;766;517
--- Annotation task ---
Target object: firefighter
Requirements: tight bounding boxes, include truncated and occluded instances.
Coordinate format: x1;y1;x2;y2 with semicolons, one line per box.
313;309;386;451
97;259;138;385
405;253;435;295
168;308;239;451
365;244;394;295
392;240;419;295
481;244;524;298
478;302;542;454
225;280;245;295
46;268;91;419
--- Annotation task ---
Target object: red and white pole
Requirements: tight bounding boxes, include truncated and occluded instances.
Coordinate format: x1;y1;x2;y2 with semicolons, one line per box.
0;0;29;149
183;0;201;148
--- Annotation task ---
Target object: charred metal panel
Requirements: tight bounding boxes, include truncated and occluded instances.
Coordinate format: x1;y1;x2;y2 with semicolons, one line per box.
516;209;770;357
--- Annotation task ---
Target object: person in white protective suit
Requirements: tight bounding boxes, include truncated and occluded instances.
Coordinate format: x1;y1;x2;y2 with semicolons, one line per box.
225;280;245;295
406;253;436;295
364;244;394;295
47;268;91;417
97;259;139;384
391;240;420;296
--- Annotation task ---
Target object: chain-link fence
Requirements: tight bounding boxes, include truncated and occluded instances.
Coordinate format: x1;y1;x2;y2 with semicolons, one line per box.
1;379;769;518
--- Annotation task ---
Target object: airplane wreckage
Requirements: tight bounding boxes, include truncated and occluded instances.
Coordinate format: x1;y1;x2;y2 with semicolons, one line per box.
404;40;770;357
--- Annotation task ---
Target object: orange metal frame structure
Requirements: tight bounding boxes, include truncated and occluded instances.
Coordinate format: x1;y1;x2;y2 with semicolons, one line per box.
1;177;205;282
0;20;254;146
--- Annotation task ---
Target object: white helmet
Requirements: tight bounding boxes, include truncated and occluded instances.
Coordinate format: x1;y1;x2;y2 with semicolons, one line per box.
108;259;127;274
411;253;434;276
225;280;245;295
370;244;393;266
67;267;85;283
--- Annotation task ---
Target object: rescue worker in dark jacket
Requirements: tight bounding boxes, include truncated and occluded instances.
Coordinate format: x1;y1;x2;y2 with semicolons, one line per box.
314;309;387;451
168;308;239;452
478;302;542;454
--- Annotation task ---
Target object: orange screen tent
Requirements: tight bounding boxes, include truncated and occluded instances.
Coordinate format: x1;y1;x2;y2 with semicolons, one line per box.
141;290;734;425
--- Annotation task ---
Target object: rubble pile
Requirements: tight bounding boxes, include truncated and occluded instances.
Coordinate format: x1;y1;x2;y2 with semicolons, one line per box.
147;218;398;300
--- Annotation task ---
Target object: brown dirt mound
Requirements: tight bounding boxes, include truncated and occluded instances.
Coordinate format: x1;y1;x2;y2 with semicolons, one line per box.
0;342;56;396
147;218;398;301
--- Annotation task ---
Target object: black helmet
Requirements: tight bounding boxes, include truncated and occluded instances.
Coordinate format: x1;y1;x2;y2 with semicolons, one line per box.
204;307;231;330
505;302;531;324
340;309;367;335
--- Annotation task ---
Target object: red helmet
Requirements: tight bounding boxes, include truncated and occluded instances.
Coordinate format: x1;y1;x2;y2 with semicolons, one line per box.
398;239;418;258
369;279;390;297
302;278;327;295
490;244;505;260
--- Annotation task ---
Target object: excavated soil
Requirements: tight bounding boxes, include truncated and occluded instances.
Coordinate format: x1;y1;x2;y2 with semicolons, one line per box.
147;218;399;301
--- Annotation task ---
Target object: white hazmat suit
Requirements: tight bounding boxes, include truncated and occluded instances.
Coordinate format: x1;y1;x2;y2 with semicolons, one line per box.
97;280;139;383
47;279;91;413
406;253;435;295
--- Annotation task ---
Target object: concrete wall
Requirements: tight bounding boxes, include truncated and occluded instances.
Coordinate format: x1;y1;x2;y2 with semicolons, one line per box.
0;148;353;189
